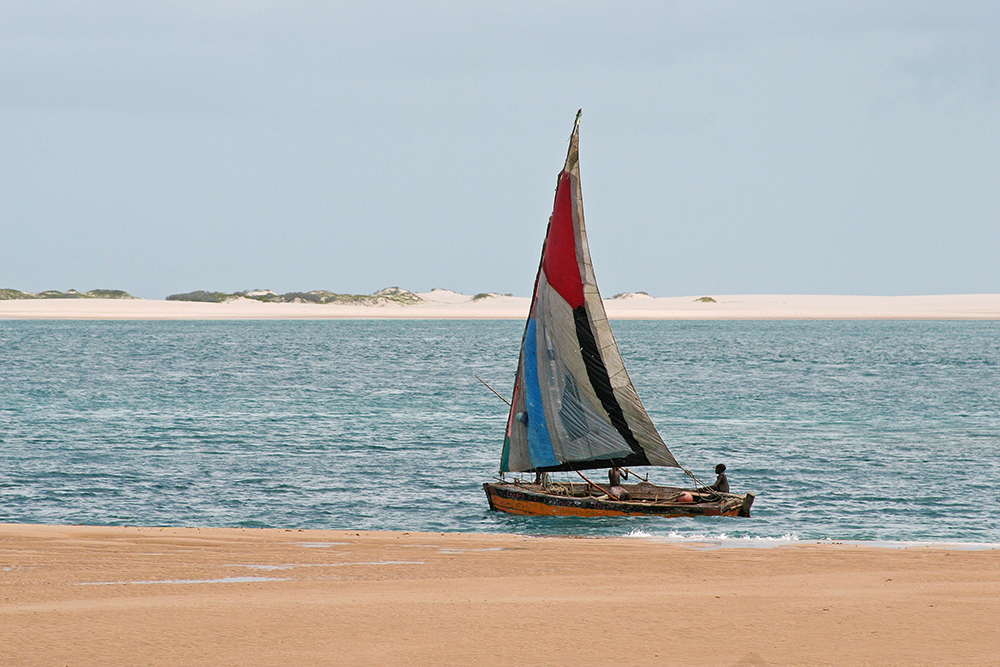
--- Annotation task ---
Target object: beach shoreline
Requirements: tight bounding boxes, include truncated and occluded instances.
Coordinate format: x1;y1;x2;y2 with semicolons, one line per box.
2;523;998;666
2;292;1000;320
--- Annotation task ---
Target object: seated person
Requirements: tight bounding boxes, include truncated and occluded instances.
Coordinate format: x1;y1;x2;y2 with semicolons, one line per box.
608;467;630;500
698;463;730;494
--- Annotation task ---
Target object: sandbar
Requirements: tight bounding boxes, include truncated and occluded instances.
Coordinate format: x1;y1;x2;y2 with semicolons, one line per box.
2;523;997;666
2;291;1000;320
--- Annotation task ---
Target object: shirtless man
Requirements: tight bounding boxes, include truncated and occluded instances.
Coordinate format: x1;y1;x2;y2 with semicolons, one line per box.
608;467;630;500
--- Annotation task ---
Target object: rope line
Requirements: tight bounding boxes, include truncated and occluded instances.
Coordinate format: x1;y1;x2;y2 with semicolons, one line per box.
683;468;723;500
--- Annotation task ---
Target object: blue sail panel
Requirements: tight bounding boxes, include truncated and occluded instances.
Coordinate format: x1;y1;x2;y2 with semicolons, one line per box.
522;317;559;469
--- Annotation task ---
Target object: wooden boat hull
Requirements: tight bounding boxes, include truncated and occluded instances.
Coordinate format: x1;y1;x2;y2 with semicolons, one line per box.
483;482;754;519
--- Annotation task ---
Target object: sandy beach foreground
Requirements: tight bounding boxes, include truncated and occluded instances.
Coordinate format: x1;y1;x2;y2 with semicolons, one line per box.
2;524;997;666
2;291;1000;320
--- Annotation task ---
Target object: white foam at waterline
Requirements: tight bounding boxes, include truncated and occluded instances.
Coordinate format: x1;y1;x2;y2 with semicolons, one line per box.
623;530;1000;550
624;529;800;548
77;576;289;586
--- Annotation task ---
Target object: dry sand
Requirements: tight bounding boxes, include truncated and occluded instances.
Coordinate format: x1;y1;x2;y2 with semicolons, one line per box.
2;291;1000;319
2;524;998;666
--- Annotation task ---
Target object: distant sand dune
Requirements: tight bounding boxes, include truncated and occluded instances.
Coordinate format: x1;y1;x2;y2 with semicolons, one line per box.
2;291;999;320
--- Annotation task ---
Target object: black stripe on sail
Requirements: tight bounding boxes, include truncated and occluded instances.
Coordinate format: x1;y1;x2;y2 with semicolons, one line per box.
572;305;650;464
534;452;649;474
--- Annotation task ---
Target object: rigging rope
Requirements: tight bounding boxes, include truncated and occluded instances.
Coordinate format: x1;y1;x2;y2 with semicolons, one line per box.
683;468;724;500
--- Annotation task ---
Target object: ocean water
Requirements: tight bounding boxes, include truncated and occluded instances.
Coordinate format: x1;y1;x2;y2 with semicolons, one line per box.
1;319;997;546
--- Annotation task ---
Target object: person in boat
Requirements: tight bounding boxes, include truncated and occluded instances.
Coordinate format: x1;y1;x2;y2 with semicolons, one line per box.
608;467;630;500
698;463;730;494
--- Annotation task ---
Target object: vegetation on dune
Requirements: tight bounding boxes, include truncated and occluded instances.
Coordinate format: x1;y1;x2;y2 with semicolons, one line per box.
370;287;423;304
164;287;424;306
38;290;75;298
165;290;232;303
472;292;513;301
87;289;134;299
0;288;135;300
2;286;535;305
694;296;717;303
0;289;35;300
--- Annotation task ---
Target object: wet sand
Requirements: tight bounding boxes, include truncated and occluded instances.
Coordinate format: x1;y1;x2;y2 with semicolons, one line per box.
2;524;997;666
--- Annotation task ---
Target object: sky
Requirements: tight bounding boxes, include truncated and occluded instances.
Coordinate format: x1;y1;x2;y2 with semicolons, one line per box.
2;2;998;299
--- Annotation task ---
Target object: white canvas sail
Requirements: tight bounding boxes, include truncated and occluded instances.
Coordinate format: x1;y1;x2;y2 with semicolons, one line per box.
500;113;679;473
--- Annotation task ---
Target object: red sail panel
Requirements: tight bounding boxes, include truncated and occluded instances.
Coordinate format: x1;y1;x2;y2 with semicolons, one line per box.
541;172;585;309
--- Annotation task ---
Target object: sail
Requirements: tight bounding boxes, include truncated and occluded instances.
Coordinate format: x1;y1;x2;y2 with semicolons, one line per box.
500;113;680;473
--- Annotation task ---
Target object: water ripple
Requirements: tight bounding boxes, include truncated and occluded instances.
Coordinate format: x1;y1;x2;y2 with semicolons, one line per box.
1;319;998;544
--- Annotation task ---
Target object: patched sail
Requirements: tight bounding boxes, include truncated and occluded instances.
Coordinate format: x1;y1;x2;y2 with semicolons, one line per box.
500;113;679;473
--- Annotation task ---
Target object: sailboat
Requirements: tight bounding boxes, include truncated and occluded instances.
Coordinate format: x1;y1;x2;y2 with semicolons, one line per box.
483;112;754;518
